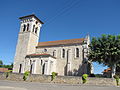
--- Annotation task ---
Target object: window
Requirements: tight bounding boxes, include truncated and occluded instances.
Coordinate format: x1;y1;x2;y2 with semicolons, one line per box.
19;64;22;73
30;60;32;65
76;48;79;58
36;21;38;24
27;24;29;31
30;64;33;74
44;49;47;52
62;49;65;58
32;25;35;32
41;60;43;65
23;24;26;32
53;50;56;57
35;27;38;34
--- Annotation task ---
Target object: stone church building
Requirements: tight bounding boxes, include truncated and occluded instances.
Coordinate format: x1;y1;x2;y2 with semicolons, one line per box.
13;14;92;76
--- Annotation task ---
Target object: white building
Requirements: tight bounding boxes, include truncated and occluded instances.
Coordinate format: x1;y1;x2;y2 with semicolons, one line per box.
13;14;92;76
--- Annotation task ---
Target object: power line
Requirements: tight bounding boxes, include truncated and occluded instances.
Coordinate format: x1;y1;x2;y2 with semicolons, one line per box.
44;0;72;22
45;0;80;24
42;0;81;28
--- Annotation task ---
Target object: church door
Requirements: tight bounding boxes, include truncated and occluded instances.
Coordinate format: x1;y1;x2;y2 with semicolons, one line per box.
19;64;22;73
30;64;33;74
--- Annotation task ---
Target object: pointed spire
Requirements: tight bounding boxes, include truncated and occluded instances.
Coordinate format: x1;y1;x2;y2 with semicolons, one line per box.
85;33;90;40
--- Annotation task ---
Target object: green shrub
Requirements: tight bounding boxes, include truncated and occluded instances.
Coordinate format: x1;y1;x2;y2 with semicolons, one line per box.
51;72;57;81
95;74;103;78
82;74;88;84
113;75;120;86
23;71;30;81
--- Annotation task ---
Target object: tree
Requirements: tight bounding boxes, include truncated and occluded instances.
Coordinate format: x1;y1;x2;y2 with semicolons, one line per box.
0;60;3;66
88;34;120;77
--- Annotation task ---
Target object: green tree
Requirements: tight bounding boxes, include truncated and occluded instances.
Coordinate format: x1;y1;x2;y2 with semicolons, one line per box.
88;34;120;77
0;60;3;67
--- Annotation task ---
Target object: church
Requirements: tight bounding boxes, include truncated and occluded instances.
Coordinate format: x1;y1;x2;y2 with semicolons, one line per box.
13;14;92;76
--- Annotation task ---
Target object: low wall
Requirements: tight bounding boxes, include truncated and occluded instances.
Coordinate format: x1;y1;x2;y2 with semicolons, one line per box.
0;73;116;86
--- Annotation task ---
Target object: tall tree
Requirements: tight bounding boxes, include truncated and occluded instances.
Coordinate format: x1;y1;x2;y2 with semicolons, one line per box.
88;34;120;77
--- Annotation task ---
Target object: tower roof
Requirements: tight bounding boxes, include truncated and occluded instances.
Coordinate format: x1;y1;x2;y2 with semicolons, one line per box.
19;14;44;24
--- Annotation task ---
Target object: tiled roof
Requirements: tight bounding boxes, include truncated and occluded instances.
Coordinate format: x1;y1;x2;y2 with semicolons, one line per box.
37;38;85;47
103;68;111;73
26;53;56;59
19;14;44;24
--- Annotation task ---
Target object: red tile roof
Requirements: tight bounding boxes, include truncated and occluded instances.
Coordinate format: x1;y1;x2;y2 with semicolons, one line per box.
37;38;85;47
26;53;56;59
103;68;111;73
0;68;9;72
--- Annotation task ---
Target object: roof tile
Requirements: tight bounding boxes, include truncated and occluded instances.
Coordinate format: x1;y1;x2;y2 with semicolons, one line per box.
37;38;84;47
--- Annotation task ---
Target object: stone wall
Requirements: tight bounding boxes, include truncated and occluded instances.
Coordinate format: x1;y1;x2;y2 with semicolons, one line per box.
0;73;116;86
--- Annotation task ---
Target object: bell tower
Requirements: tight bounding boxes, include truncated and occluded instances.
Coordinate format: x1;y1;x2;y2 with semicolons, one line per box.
13;14;44;73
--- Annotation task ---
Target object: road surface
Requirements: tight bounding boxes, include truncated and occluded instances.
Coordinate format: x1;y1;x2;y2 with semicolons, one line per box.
0;80;119;90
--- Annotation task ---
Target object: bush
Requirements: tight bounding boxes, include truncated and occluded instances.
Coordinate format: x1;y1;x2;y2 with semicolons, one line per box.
23;71;30;81
113;75;120;86
95;74;104;78
51;72;57;81
82;74;88;84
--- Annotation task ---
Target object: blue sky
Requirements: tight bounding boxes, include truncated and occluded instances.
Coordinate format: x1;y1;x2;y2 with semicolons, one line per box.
0;0;120;74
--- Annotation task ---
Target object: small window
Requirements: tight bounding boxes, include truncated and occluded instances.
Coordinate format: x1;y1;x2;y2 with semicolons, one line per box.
41;60;43;65
62;49;65;58
53;50;56;57
23;24;26;32
30;64;33;74
36;21;38;24
76;48;79;58
27;24;29;31
35;27;38;34
44;49;47;52
32;25;35;32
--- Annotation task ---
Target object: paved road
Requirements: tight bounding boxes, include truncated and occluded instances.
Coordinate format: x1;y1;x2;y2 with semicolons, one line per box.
0;80;119;90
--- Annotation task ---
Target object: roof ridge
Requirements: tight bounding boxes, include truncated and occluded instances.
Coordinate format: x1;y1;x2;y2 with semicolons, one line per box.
37;38;85;47
38;38;84;43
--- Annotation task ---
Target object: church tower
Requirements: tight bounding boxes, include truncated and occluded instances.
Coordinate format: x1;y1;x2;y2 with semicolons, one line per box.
13;14;43;73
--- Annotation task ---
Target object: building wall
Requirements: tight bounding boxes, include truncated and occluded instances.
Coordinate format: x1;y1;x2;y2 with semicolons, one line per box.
13;16;42;73
36;44;87;76
0;73;116;86
13;15;91;76
25;56;56;75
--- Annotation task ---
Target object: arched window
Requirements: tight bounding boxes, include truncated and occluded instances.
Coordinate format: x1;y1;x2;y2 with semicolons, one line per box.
62;49;65;58
27;24;29;31
53;50;56;57
44;49;47;52
32;25;35;32
23;24;26;32
36;21;38;24
41;60;43;65
76;48;79;58
35;27;38;34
